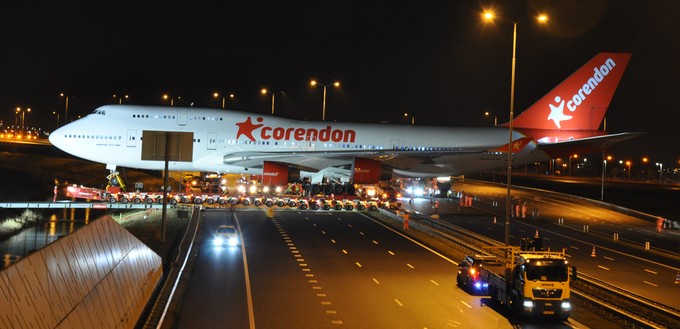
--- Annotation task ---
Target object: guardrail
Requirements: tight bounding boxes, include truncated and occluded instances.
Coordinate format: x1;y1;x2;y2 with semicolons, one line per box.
377;207;680;328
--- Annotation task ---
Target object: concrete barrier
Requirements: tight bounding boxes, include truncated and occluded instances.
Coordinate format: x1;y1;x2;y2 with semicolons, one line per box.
0;216;162;329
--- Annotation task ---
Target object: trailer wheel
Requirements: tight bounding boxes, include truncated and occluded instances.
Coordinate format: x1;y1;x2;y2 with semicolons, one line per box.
310;184;321;196
194;198;203;204
345;204;354;211
369;205;377;211
311;203;319;210
288;200;297;207
109;197;117;203
218;199;226;205
334;204;343;211
170;198;178;205
181;197;190;203
230;198;238;205
299;203;308;210
357;204;365;211
332;184;344;195
242;199;250;206
323;185;333;195
132;197;141;204
145;197;154;204
253;200;262;206
121;197;129;204
276;200;285;207
206;198;214;205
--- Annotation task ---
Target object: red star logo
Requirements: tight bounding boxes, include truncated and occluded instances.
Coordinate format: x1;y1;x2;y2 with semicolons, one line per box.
235;117;264;142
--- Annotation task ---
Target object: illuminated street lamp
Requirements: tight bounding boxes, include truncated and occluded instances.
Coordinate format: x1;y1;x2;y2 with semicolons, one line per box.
625;160;632;180
18;107;31;130
310;80;340;121
482;10;548;246
403;112;415;125
569;154;578;176
601;155;612;201
113;94;129;104
213;92;235;109
59;93;69;125
484;111;497;126
163;94;181;106
655;162;663;183
52;111;60;128
260;88;283;115
15;107;20;126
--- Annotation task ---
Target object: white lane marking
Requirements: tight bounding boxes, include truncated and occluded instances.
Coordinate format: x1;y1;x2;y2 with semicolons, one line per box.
460;300;472;309
341;249;348;254
597;265;610;271
299;263;308;267
331;320;343;325
394;299;403;306
305;274;314;277
326;310;337;314
430;280;440;286
372;240;379;245
296;258;305;262
321;230;326;235
604;256;615;261
331;239;336;244
312;286;322;290
234;216;256;329
316;293;326;297
348;224;353;228
289;246;297;250
321;301;332;305
643;281;658;287
355;262;363;268
309;280;318;283
359;213;458;265
406;263;414;269
388;251;395;256
359;231;365;236
302;268;311;272
644;269;658;275
372;278;380;284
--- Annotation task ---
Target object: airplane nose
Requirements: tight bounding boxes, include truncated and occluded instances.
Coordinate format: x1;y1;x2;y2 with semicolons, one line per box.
49;126;66;150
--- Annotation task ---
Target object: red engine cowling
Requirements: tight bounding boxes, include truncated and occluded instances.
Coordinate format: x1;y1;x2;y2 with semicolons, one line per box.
262;161;300;186
351;158;392;184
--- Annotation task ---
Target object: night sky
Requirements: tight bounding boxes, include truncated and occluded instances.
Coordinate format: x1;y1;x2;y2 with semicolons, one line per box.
2;1;678;168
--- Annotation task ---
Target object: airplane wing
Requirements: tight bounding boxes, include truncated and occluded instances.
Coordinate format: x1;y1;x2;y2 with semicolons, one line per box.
537;132;644;156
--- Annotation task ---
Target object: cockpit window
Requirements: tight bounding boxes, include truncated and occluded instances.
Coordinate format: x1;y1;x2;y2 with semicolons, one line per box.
91;109;106;115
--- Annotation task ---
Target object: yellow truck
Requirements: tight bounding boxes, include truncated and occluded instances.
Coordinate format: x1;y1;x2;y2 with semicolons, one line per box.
479;240;576;320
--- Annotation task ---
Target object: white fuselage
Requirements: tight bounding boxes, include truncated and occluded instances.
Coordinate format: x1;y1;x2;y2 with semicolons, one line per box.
49;105;549;177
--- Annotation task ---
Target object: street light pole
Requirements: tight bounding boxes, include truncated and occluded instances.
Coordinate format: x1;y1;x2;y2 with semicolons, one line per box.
260;89;277;114
60;93;69;125
656;162;663;183
311;80;340;121
482;11;548;246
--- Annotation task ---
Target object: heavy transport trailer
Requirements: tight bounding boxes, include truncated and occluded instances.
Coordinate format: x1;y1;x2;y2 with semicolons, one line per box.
479;241;577;320
63;184;380;210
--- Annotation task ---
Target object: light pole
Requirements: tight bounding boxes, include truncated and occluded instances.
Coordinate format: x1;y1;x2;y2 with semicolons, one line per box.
113;94;129;104
310;80;340;121
60;93;69;124
52;111;60;128
260;89;278;115
19;108;31;131
483;10;548;246
403;112;415;125
163;94;181;106
213;92;235;109
626;161;632;180
484;111;497;126
655;162;663;183
15;107;20;127
568;154;578;176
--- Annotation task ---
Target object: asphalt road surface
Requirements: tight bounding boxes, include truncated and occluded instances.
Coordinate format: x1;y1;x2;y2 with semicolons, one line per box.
176;209;518;329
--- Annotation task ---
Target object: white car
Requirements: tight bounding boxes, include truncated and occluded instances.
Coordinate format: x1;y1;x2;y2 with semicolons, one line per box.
213;225;239;247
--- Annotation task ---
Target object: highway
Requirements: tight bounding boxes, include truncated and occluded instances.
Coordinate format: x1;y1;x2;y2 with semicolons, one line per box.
176;209;516;329
401;180;680;310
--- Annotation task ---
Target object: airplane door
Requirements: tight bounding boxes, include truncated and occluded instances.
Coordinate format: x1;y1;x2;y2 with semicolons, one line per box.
127;129;137;147
177;108;188;126
207;132;217;150
390;139;400;150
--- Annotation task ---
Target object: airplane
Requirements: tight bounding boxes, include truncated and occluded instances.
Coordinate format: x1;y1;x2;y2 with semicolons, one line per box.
49;52;638;194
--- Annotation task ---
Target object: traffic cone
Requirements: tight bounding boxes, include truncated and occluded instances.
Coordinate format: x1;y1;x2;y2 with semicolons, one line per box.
675;272;680;284
590;246;597;257
534;229;539;238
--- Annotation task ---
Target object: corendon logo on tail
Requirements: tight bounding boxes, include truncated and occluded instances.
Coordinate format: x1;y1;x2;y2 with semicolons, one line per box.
235;117;357;143
547;57;618;129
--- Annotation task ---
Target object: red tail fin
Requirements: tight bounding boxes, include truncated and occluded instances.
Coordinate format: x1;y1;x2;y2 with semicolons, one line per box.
512;53;631;131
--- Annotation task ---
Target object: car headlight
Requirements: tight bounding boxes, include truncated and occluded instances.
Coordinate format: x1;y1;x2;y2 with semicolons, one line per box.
213;237;225;246
561;301;571;310
227;236;239;246
523;300;534;309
